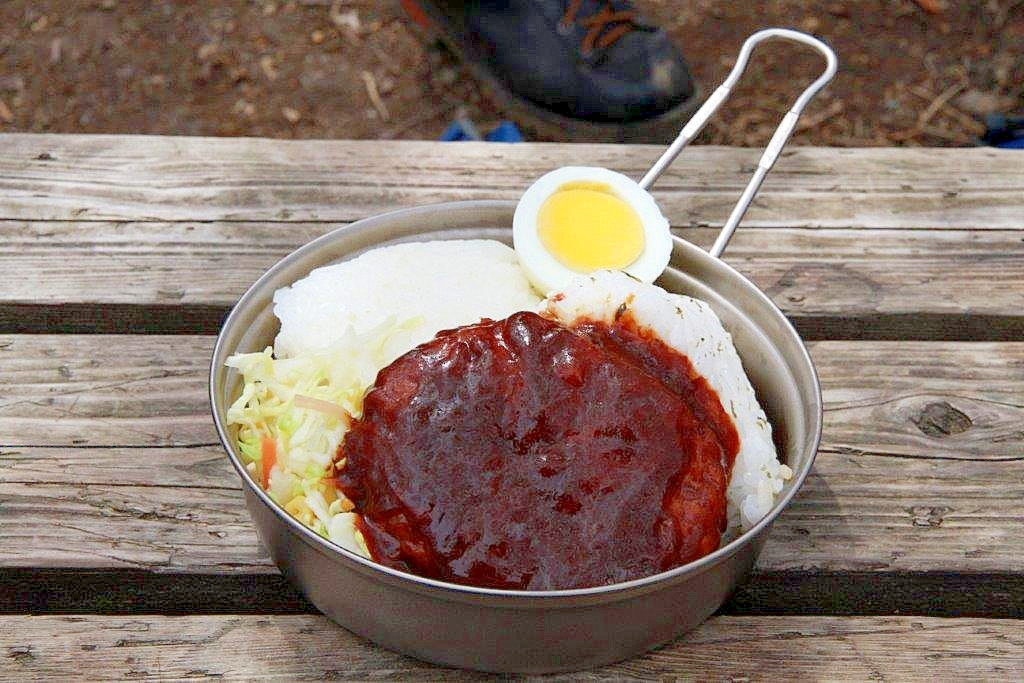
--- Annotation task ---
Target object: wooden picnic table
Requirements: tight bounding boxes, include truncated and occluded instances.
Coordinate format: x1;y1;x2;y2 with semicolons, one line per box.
1;133;1022;680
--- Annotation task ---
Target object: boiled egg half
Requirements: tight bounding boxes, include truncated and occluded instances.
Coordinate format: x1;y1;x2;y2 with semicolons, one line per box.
513;166;672;294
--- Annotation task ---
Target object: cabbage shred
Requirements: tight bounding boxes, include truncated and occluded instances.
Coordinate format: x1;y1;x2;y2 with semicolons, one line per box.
225;346;371;555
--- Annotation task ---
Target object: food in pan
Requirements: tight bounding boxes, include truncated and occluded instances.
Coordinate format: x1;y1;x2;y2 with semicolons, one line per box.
339;306;731;589
226;176;790;588
335;271;787;589
226;239;790;588
226;240;541;552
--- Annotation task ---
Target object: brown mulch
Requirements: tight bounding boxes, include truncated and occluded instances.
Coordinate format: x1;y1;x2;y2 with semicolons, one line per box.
0;0;1021;146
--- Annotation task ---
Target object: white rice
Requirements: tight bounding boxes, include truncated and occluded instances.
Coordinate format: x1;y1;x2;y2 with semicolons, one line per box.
543;270;791;532
273;239;543;364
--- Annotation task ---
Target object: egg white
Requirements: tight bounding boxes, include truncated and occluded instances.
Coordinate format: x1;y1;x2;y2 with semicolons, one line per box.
513;166;673;295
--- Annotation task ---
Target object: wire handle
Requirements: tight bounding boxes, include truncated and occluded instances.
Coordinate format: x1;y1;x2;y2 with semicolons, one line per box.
638;28;838;258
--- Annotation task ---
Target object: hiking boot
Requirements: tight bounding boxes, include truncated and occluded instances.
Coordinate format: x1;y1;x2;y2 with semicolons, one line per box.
402;0;700;139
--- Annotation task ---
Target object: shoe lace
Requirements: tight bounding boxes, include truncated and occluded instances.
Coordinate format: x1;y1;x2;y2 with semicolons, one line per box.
559;0;638;55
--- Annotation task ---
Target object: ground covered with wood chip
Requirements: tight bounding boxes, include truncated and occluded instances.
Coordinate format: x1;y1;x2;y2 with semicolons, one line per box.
0;0;1021;145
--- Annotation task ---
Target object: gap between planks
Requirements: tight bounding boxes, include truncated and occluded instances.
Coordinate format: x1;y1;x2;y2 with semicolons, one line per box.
3;303;1023;341
2;568;1023;621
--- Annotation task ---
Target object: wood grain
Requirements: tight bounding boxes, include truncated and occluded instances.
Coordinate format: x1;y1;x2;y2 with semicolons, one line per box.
4;335;1020;456
1;134;1022;228
5;454;1021;577
0;334;214;447
1;335;1022;588
1;614;1020;681
2;222;1023;323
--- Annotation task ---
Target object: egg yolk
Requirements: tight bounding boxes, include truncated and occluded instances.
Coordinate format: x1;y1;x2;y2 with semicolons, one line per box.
537;182;644;273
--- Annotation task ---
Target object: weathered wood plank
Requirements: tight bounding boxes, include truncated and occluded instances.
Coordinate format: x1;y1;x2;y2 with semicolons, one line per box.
0;334;214;447
1;134;1022;228
3;223;1023;320
1;335;1022;593
1;615;1021;680
3;221;1023;340
0;481;260;572
812;341;1024;462
5;455;1022;576
4;336;1021;457
0;221;328;308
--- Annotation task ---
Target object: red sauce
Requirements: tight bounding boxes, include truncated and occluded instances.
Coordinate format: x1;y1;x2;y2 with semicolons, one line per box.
335;311;739;590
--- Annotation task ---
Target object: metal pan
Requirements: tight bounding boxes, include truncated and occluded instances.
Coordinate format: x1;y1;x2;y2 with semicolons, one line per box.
210;30;834;673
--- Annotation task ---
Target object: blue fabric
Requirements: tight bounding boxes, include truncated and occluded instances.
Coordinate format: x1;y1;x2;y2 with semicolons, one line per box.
983;114;1024;148
995;137;1024;149
440;119;523;142
439;120;475;141
485;121;524;142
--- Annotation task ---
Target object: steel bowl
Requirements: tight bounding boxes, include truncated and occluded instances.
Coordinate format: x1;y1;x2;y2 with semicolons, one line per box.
209;200;822;673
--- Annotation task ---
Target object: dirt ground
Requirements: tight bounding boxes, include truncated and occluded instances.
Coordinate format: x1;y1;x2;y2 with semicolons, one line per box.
0;0;1021;146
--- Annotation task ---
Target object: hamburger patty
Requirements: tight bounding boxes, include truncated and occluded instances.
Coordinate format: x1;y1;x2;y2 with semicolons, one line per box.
335;311;737;590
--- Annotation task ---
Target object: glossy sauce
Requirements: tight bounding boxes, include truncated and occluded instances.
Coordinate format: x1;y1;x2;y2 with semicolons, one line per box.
335;311;739;590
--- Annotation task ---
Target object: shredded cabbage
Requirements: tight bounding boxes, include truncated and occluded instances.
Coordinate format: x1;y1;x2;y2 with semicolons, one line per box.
225;344;380;556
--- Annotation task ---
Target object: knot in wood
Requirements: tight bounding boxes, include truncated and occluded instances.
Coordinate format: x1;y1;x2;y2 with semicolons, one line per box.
911;401;972;437
6;645;34;663
907;505;952;527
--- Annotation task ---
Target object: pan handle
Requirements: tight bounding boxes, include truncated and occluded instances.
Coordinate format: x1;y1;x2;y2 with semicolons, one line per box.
637;28;838;258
